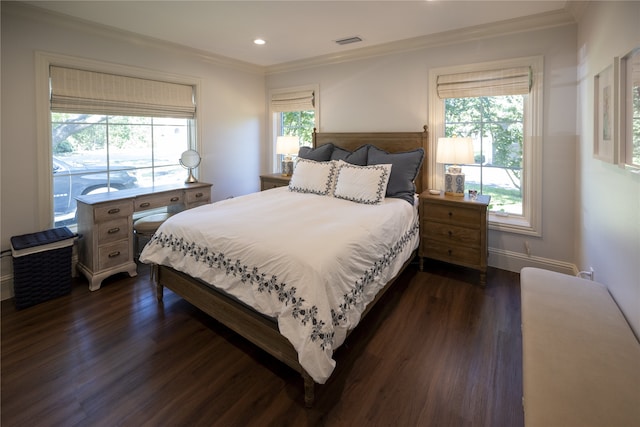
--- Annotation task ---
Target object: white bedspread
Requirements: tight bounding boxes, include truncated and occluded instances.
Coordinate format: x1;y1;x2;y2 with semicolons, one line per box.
140;187;419;383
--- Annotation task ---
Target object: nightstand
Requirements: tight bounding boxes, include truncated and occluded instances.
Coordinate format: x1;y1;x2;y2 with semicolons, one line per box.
419;191;491;285
260;173;291;191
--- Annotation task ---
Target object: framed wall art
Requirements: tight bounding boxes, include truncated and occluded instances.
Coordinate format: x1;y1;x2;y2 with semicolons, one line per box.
594;62;618;164
617;47;640;171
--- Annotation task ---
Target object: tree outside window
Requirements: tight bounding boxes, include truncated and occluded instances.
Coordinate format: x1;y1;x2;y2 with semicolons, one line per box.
445;95;524;215
52;113;191;227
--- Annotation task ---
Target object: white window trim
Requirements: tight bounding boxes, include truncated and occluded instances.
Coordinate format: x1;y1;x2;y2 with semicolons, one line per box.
35;51;202;230
268;84;319;173
428;56;543;236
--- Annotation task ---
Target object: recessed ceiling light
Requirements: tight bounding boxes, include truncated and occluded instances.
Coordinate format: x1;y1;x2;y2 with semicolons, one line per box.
254;38;266;45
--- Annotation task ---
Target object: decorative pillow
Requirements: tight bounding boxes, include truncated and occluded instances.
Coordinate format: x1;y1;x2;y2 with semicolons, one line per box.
289;158;337;196
367;146;425;204
332;161;392;205
298;143;334;161
330;144;369;165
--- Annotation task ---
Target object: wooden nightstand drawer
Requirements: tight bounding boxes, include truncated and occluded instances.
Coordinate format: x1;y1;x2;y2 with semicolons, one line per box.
421;238;480;266
94;201;134;222
423;221;481;247
419;192;490;285
260;173;291;191
98;241;130;270
98;217;129;244
423;203;480;227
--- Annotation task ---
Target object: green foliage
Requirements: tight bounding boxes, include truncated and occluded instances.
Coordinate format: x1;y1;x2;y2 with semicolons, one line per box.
446;96;523;176
281;111;315;145
445;95;524;212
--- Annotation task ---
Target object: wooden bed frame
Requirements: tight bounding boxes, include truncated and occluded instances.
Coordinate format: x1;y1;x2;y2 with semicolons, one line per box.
155;126;428;406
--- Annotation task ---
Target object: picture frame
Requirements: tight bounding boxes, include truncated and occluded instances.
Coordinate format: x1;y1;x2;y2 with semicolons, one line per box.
617;47;640;171
593;62;618;164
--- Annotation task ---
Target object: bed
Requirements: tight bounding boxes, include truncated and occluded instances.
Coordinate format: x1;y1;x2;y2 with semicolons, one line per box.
139;127;428;406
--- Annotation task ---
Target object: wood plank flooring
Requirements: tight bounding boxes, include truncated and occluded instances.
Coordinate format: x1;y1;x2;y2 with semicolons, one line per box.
1;260;523;427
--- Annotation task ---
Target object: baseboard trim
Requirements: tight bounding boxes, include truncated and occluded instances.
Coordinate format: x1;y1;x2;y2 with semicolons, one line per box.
1;273;14;301
488;247;577;276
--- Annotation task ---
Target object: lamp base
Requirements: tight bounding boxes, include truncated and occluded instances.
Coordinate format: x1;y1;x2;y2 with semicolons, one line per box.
281;160;294;176
444;171;465;197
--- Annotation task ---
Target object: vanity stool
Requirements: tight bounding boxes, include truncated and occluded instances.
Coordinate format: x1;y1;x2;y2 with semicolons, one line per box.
133;212;172;278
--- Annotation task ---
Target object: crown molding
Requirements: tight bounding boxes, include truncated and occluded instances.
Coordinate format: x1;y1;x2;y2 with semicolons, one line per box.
266;8;576;75
3;2;266;75
5;2;576;77
563;0;591;23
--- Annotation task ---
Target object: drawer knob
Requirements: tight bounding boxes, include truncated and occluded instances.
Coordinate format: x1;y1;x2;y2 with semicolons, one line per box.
170;196;180;202
194;193;203;198
448;211;453;218
108;208;120;214
108;251;121;258
140;202;151;208
107;227;120;234
448;230;453;238
448;249;452;256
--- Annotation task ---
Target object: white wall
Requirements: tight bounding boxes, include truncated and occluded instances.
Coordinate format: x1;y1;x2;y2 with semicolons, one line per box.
0;3;266;296
267;24;579;276
576;1;640;337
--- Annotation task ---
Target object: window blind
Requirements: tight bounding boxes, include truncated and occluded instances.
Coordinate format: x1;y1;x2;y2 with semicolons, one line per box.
50;66;196;118
437;67;532;99
271;90;315;112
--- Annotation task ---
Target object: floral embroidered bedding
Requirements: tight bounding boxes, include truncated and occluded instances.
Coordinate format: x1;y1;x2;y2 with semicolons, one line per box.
140;186;419;383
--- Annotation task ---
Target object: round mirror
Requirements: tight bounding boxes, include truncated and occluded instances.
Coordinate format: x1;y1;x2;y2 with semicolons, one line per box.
179;149;201;183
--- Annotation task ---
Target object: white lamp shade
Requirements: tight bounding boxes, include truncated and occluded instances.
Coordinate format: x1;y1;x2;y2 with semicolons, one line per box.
276;136;300;155
436;137;474;165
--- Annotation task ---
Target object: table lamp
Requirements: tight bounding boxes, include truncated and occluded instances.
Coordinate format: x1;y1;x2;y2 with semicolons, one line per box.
436;137;474;196
276;136;300;176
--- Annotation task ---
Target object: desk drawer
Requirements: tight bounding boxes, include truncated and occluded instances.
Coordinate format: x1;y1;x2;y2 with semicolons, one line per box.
98;241;130;270
185;187;210;205
135;192;182;211
94;201;133;223
98;218;129;245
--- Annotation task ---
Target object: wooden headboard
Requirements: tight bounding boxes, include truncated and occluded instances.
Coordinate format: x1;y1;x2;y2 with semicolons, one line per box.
312;126;429;194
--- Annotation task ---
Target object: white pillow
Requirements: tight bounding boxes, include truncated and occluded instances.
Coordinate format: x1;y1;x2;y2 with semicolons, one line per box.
288;158;337;196
333;161;392;205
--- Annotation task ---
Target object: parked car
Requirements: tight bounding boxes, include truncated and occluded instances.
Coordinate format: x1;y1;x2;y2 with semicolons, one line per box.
53;157;138;224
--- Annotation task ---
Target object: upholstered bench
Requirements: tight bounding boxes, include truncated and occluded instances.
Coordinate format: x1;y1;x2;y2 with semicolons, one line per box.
520;267;640;427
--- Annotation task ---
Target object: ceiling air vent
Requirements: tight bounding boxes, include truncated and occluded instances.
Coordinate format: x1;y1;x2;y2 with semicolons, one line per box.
335;36;363;46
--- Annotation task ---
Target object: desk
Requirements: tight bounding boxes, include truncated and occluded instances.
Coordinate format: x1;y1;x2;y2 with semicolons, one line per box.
76;182;212;290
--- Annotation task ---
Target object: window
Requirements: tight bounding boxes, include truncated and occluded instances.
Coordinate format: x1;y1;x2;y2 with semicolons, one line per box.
48;65;197;228
429;57;543;235
270;86;318;172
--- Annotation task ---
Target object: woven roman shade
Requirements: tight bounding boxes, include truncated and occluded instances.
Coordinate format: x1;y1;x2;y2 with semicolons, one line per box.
271;90;315;112
50;66;196;118
437;67;532;99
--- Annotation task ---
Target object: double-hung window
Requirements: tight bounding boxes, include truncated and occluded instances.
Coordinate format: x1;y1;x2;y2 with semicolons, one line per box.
270;86;318;172
48;65;197;228
429;57;543;235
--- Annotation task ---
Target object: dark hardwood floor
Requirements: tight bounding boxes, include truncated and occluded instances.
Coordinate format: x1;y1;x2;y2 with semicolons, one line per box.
1;260;523;427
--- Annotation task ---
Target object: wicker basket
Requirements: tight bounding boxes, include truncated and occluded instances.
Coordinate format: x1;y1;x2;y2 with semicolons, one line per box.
11;227;76;310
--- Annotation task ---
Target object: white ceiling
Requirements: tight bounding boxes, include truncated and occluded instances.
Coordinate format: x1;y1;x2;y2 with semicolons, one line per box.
23;1;571;68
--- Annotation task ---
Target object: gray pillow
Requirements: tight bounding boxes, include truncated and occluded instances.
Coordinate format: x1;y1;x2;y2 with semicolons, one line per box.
330;144;369;166
298;143;334;161
367;145;425;204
